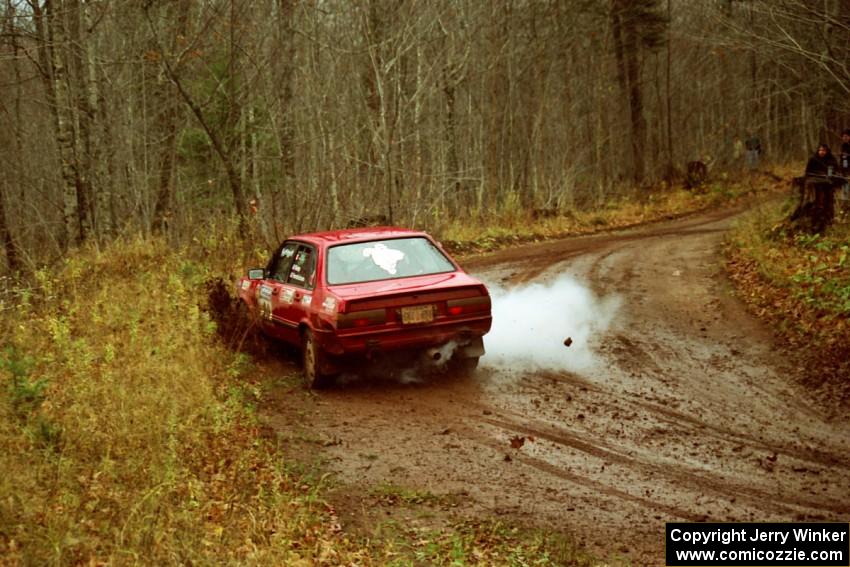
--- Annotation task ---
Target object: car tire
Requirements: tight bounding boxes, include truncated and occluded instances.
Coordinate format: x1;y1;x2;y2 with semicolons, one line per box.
302;329;330;389
450;356;480;375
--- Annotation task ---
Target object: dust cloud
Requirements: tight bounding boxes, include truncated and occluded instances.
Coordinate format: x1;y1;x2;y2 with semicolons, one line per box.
482;276;620;372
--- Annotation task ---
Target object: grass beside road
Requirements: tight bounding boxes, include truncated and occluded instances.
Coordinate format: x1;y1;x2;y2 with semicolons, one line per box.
0;237;355;565
440;169;789;255
725;199;850;404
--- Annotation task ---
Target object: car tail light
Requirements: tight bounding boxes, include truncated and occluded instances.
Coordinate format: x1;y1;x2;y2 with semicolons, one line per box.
337;308;387;329
446;295;491;316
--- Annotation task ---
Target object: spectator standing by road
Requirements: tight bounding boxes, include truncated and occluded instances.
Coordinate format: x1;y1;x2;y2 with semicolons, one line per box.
803;144;839;231
839;129;850;209
840;129;850;167
745;134;762;170
805;143;838;177
732;136;744;170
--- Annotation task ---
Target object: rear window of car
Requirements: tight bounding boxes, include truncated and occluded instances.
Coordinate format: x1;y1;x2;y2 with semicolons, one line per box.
326;237;455;285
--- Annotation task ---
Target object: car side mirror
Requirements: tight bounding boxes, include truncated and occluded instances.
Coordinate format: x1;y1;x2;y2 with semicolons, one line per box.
247;268;265;280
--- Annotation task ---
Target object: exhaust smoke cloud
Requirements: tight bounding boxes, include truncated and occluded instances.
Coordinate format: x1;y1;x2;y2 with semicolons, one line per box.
482;276;620;372
332;277;617;386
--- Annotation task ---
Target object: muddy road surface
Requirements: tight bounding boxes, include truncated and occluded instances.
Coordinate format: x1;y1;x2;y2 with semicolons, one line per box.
264;206;850;565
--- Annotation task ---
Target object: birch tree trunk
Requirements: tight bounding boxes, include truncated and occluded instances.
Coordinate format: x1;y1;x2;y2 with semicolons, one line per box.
45;0;86;245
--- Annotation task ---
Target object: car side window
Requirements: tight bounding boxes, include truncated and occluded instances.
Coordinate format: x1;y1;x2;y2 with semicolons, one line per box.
287;245;315;289
268;242;298;282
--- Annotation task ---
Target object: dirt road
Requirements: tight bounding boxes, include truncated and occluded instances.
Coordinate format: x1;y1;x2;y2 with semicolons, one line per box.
264;206;850;565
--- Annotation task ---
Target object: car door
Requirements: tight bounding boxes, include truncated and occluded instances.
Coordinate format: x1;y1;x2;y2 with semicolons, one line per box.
259;241;299;341
274;244;317;335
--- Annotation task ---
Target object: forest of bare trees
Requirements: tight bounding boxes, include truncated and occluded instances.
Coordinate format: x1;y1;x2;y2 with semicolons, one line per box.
0;0;848;272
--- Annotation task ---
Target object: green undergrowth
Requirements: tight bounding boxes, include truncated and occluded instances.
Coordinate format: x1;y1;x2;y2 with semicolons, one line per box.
726;199;850;390
363;518;607;567
0;224;603;565
441;169;787;255
727;200;850;339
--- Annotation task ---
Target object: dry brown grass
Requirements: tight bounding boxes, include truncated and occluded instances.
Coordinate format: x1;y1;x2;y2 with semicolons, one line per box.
439;170;787;254
0;236;352;565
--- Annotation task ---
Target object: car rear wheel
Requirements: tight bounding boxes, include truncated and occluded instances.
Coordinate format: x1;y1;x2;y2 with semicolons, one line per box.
302;329;331;389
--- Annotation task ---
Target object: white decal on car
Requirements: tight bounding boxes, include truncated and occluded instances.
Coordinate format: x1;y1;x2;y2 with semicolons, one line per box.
281;289;295;304
302;294;312;306
322;297;337;313
241;280;250;291
362;243;405;274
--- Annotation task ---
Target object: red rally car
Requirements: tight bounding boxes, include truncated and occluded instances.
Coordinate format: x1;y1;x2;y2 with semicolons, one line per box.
237;227;492;387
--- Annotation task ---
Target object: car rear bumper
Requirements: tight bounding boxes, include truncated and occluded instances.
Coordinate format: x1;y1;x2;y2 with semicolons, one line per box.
314;315;491;356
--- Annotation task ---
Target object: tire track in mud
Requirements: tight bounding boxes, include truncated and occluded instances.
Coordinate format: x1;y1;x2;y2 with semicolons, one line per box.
474;414;850;517
445;420;708;522
374;384;850;520
264;203;850;565
510;369;850;470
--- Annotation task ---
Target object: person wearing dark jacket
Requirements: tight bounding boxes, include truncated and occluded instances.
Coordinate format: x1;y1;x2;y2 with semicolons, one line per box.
802;144;840;231
745;134;762;170
805;144;838;177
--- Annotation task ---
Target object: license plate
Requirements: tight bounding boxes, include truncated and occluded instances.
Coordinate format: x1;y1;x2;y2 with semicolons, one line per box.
401;305;434;324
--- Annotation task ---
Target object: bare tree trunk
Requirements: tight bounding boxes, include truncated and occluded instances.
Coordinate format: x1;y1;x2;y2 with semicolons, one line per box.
0;182;19;273
67;0;95;241
96;64;118;238
152;2;189;234
443;66;460;209
363;0;383;173
610;0;648;185
276;0;297;180
2;0;22;271
81;4;113;239
625;18;647;184
665;0;673;180
363;0;396;222
42;0;86;245
226;0;242;170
